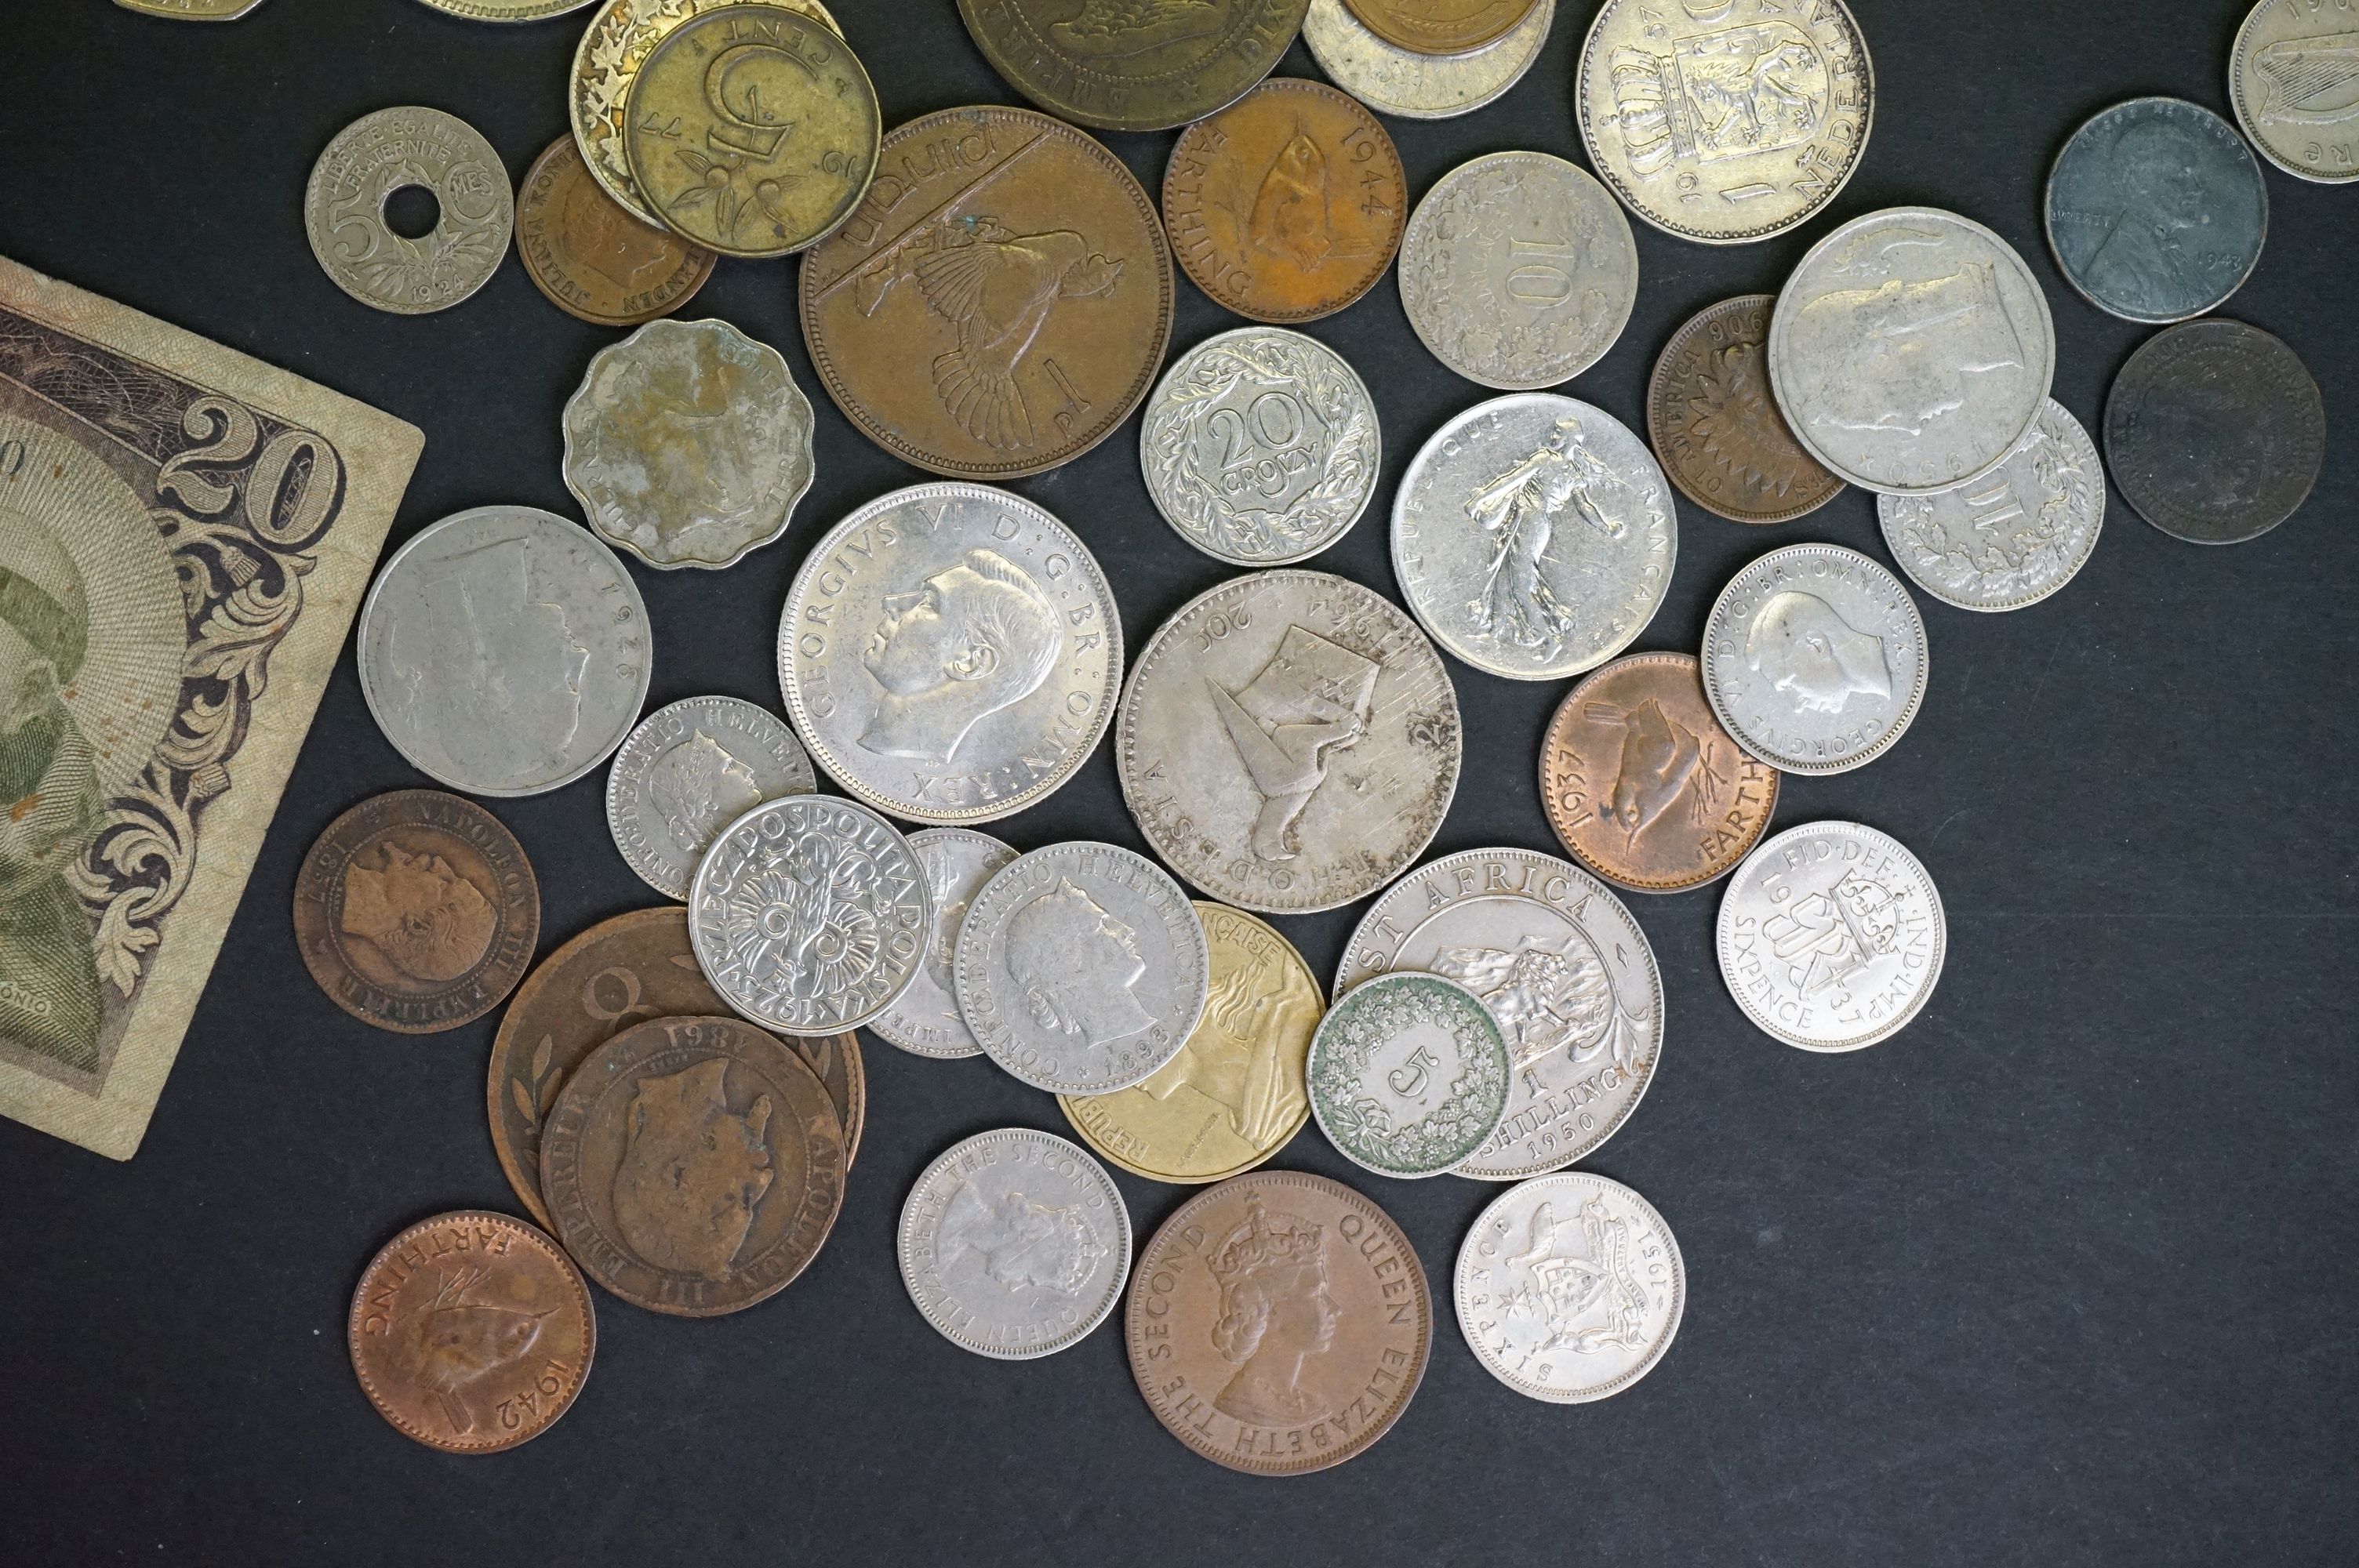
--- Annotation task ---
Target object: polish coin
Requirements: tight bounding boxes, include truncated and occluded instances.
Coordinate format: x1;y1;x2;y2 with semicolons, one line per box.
1645;295;1843;525
2230;0;2359;185
561;318;815;571
304;107;512;316
2103;318;2325;546
1302;0;1553;122
955;0;1309;133
1877;399;2104;612
1400;153;1639;390
514;135;715;328
1456;1172;1684;1403
358;506;650;797
898;1128;1132;1359
777;483;1122;825
687;795;929;1033
1701;543;1928;775
1768;207;2054;494
1717;820;1945;1051
867;829;1018;1061
1116;570;1461;915
604;696;816;900
1140;328;1381;566
2046;97;2267;325
1394;394;1675;681
1307;971;1510;1179
1336;848;1661;1179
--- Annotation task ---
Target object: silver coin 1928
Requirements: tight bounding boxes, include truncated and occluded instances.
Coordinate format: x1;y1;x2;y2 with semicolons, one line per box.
2231;0;2359;186
1394;394;1676;682
867;829;1018;1061
1877;399;2104;613
305;107;512;316
605;696;816;900
1302;0;1554;122
1307;971;1510;1180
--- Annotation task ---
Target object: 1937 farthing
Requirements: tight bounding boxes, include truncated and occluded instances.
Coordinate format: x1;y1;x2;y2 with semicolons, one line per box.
604;696;816;900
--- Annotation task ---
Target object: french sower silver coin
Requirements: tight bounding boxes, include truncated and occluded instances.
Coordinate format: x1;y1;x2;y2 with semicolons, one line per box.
1877;399;2104;613
305;106;512;316
605;696;816;901
1306;971;1510;1180
867;829;1018;1061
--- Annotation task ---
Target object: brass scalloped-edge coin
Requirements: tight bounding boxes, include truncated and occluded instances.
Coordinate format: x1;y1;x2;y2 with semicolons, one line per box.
1646;296;1842;525
1126;1170;1432;1475
416;0;598;20
516;136;716;328
1343;0;1536;56
1307;971;1509;1179
956;0;1310;133
348;1210;595;1454
115;0;266;17
304;107;513;316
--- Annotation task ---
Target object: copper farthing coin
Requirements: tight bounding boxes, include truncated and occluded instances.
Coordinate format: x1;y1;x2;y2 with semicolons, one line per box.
1647;296;1842;525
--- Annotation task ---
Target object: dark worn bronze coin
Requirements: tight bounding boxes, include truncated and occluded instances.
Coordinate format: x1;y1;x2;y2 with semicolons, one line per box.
799;106;1174;479
1164;78;1405;324
955;0;1308;133
487;907;863;1230
540;1014;845;1317
294;790;539;1034
2104;318;2325;545
515;136;715;328
348;1210;594;1454
1646;296;1842;525
1343;0;1538;55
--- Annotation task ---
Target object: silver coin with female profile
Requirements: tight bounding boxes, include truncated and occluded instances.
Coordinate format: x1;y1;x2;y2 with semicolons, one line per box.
2230;0;2359;185
1335;848;1661;1181
1701;543;1928;775
1394;394;1676;681
779;484;1121;826
1306;971;1510;1180
1140;327;1380;568
605;696;816;900
1877;400;2104;613
2045;98;2267;325
1302;0;1554;122
866;829;1017;1061
953;842;1211;1096
358;506;650;797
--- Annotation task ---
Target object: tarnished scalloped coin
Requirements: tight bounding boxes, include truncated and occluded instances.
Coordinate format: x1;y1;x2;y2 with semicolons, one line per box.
1878;399;2104;612
1302;0;1553;122
605;697;816;900
304;107;512;316
867;829;1018;1061
955;0;1309;133
1307;971;1508;1179
2046;97;2266;325
2230;0;2359;186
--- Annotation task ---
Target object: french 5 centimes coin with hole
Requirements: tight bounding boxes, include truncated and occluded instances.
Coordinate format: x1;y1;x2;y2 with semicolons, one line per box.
1456;1172;1685;1403
516;136;716;328
867;829;1018;1061
1646;296;1843;525
489;907;863;1229
956;0;1309;133
305;107;513;316
1717;820;1946;1051
1306;971;1509;1179
1539;653;1780;895
1301;0;1554;122
2231;0;2359;184
2045;97;2267;325
2103;318;2326;546
1343;0;1537;55
897;1128;1133;1359
605;697;816;902
1126;1170;1431;1475
295;790;540;1035
1877;399;2105;612
348;1210;595;1454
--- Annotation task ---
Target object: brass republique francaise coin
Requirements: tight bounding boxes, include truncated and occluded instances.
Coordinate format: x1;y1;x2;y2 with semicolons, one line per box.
957;0;1310;133
516;136;715;328
1646;296;1842;525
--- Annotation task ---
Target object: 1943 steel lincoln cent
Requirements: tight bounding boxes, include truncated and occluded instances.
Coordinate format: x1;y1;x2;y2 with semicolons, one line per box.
867;829;1018;1061
957;0;1309;132
2231;0;2359;184
1646;296;1843;525
1878;399;2104;612
2046;97;2267;325
605;697;816;901
305;107;512;316
1307;971;1509;1179
1302;0;1554;122
2103;318;2326;546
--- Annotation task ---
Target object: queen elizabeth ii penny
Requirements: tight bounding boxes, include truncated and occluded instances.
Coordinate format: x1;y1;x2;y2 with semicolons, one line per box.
605;697;816;902
1125;1171;1430;1475
867;829;1019;1061
517;136;715;328
1646;296;1843;525
1343;0;1537;55
295;790;540;1035
540;1014;846;1316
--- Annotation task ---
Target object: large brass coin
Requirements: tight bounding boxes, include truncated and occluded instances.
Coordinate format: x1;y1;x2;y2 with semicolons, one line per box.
622;5;878;259
956;0;1310;133
516;136;717;327
799;106;1175;479
1341;0;1536;56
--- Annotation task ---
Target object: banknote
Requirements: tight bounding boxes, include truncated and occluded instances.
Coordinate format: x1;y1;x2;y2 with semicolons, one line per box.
0;256;421;1158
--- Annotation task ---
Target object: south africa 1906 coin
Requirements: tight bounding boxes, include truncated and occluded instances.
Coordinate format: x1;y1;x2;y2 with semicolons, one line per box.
1400;153;1639;390
1302;0;1554;122
295;790;540;1035
1140;328;1380;566
516;136;715;328
1717;821;1946;1051
2104;318;2326;546
867;829;1018;1061
778;483;1122;825
1307;971;1509;1179
1646;296;1843;525
1125;1171;1431;1475
305;107;512;316
688;795;929;1033
898;1128;1132;1359
1117;570;1462;916
2231;0;2359;186
1456;1172;1684;1403
2047;97;2267;325
1769;207;2055;495
1394;394;1676;681
1343;0;1536;54
1702;543;1928;775
358;506;650;798
957;0;1308;132
605;696;816;900
1878;399;2105;612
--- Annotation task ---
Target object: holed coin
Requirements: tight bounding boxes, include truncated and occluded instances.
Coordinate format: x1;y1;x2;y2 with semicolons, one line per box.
2232;0;2359;184
516;136;715;328
605;696;816;901
2103;318;2325;546
1343;0;1537;55
2047;97;2266;325
1878;399;2104;612
304;107;512;316
1645;295;1842;526
867;829;1017;1061
1302;0;1554;122
1307;971;1509;1179
897;1128;1132;1359
956;0;1308;133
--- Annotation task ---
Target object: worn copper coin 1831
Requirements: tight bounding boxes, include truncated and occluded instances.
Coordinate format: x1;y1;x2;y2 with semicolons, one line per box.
517;136;715;328
1343;0;1537;56
1646;296;1842;525
2103;318;2326;546
957;0;1309;133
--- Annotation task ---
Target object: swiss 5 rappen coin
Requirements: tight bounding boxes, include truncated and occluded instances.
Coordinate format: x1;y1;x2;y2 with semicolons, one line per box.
865;828;1018;1061
305;107;512;316
604;696;816;901
2045;96;2267;325
1307;971;1510;1180
2103;318;2326;546
1877;399;2105;612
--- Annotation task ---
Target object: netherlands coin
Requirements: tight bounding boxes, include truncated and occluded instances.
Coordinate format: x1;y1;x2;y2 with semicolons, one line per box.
416;0;597;19
1125;1171;1431;1475
1399;153;1639;391
1061;902;1321;1184
1539;653;1779;895
516;136;716;328
1342;0;1536;55
1140;328;1381;567
304;107;512;316
1336;848;1661;1178
2231;0;2359;185
954;842;1211;1095
1394;394;1676;682
1301;0;1554;122
955;0;1309;133
294;790;540;1034
1717;820;1945;1051
1116;571;1461;915
2046;97;2267;325
1306;971;1509;1179
1645;295;1842;526
1878;399;2104;612
867;829;1018;1061
348;1211;594;1454
1701;543;1928;775
1577;0;1871;245
1456;1172;1683;1403
604;696;816;900
778;483;1121;824
358;506;651;798
2103;318;2326;546
897;1128;1132;1359
1768;207;2055;495
689;795;929;1033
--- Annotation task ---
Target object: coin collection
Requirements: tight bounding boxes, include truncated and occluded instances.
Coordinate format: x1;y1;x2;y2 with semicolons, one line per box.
194;0;2333;1464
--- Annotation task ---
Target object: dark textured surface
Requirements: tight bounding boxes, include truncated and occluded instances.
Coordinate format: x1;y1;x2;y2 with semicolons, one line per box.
2;2;2352;1562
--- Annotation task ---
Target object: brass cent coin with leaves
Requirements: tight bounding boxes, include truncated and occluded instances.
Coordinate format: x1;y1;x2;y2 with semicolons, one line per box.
957;0;1310;133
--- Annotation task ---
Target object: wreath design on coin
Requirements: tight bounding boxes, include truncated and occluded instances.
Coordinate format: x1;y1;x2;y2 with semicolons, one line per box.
1885;410;2097;605
1310;976;1508;1174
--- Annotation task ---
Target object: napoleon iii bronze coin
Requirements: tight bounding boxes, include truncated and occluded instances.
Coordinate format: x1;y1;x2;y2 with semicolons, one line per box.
2103;318;2326;546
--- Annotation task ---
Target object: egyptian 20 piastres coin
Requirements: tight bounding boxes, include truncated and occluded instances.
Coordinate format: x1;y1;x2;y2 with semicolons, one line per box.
605;696;816;901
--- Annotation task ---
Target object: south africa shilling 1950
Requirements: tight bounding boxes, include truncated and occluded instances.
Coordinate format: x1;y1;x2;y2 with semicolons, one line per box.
517;136;715;328
2231;0;2359;185
866;829;1017;1061
1646;295;1842;525
2103;318;2326;546
1307;971;1509;1180
956;0;1309;132
305;107;512;316
1302;0;1554;122
1577;0;1871;245
2046;97;2267;325
1343;0;1536;54
604;695;816;900
1878;400;2105;612
622;5;880;259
